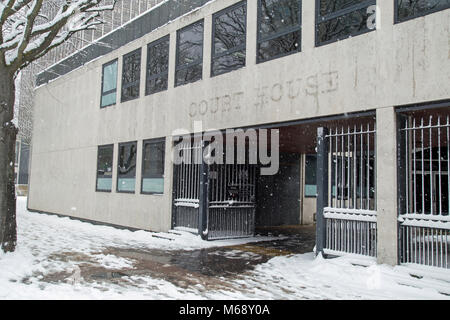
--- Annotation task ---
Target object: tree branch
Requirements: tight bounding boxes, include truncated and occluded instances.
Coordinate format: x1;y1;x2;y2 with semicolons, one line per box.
1;0;116;73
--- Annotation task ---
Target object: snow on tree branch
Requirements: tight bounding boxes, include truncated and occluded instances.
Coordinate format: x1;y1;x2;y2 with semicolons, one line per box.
0;0;116;72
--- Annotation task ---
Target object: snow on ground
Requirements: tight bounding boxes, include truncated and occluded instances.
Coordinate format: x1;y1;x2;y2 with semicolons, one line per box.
0;197;449;300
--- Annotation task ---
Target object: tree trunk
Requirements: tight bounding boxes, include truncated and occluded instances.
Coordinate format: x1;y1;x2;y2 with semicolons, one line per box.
0;67;17;253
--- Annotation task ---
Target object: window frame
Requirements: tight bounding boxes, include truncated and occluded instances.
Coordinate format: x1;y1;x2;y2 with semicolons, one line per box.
211;1;248;77
100;59;118;108
394;0;450;24
256;0;302;64
315;0;377;47
175;19;204;87
146;35;170;96
121;48;142;103
96;144;114;193
141;137;166;195
116;141;138;194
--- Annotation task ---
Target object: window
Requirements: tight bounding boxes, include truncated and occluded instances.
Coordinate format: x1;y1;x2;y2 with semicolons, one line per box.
175;20;204;87
141;138;166;194
121;48;141;102
212;1;247;77
101;60;118;108
257;0;302;63
396;0;450;22
316;0;376;46
96;145;114;192
146;36;170;95
305;155;317;197
117;141;137;193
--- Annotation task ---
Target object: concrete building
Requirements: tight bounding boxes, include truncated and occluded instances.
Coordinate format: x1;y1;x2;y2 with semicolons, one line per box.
29;0;450;268
14;0;165;195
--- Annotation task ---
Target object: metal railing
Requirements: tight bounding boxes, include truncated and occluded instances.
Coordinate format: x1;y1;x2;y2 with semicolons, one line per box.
398;114;450;268
320;123;377;257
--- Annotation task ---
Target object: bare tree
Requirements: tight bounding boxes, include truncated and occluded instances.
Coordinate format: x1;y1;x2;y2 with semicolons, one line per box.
0;0;116;253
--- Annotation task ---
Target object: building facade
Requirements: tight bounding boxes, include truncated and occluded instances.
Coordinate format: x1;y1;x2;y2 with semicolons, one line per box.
14;0;165;194
29;0;450;268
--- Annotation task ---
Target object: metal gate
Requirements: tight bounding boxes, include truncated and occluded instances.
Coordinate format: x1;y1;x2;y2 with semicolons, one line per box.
172;136;257;240
207;163;257;240
316;122;377;257
172;138;202;233
398;113;450;268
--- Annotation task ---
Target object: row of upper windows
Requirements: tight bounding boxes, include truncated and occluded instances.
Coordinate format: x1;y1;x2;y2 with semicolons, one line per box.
100;0;450;108
96;138;166;194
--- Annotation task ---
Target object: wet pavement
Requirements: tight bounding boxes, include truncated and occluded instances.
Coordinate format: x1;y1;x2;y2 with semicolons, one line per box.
38;225;316;290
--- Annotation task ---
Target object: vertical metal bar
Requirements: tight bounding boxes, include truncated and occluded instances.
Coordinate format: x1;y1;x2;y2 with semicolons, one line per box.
421;118;425;214
448;116;450;217
367;123;370;210
341;127;345;209
413;118;417;213
440;228;443;268
429;116;433;215
199;140;209;240
406;119;409;214
438;116;442;216
316;127;329;256
366;220;369;256
360;124;363;210
347;126;351;209
353;125;357;209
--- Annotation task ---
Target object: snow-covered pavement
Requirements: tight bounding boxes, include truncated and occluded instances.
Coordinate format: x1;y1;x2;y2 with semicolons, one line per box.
0;197;449;299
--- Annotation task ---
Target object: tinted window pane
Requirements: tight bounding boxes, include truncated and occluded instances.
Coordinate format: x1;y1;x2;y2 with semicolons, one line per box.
175;64;202;87
257;0;301;63
319;0;367;16
146;36;169;95
103;61;117;92
317;7;372;44
212;3;247;76
148;38;169;75
102;92;116;107
121;49;141;102
177;22;204;66
397;0;450;21
97;145;113;192
214;4;246;55
147;76;169;95
117;142;137;192
212;50;246;76
142;140;165;194
101;60;117;107
305;155;317;197
258;30;300;61
259;0;301;38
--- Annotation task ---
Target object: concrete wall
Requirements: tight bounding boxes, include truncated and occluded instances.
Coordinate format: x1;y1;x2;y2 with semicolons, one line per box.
29;0;450;236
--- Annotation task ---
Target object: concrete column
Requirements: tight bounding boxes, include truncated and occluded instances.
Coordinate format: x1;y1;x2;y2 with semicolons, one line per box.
164;136;174;230
246;0;257;67
111;143;118;192
135;140;143;194
203;14;212;80
168;31;177;89
376;106;398;266
116;55;123;103
140;45;147;98
301;0;316;52
376;0;394;31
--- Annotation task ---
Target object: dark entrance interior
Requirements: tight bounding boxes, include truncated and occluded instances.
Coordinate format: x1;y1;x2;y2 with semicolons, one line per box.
256;152;301;227
172;114;376;240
